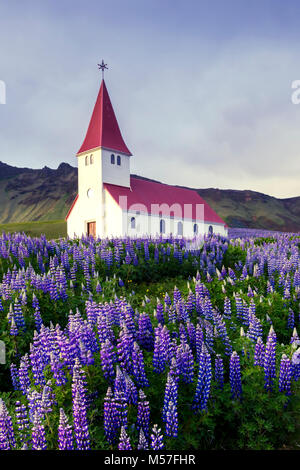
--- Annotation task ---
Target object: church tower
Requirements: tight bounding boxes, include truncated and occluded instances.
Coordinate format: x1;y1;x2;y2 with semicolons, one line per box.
66;67;132;238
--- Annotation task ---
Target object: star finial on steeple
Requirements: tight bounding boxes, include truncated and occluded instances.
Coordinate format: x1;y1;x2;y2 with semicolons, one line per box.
98;60;108;79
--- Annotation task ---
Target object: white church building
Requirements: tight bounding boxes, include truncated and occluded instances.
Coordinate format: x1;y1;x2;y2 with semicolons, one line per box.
66;74;227;239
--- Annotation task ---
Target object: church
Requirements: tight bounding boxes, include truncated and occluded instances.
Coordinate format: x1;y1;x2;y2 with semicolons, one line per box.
66;67;227;239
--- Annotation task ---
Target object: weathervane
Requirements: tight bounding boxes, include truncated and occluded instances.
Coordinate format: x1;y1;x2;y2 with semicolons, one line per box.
98;60;108;79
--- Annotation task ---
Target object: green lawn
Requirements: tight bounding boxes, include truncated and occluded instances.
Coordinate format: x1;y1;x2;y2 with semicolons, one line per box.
0;219;67;239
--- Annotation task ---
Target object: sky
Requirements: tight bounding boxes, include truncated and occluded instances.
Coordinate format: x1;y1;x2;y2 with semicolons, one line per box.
1;0;300;198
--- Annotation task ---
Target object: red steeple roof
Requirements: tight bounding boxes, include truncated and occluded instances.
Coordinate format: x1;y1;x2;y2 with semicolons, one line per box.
77;79;132;156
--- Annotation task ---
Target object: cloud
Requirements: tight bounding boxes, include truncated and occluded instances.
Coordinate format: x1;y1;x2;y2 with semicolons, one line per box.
0;0;300;197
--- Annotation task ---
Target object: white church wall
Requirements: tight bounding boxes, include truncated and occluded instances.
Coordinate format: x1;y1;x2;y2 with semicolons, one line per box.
67;197;83;238
68;149;104;237
122;211;226;238
103;189;123;237
204;222;228;237
101;149;130;187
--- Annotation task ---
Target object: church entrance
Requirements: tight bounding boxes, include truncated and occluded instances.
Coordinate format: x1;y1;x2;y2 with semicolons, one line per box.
87;221;96;238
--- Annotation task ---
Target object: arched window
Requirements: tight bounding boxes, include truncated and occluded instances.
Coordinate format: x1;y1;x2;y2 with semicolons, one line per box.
85;155;89;166
90;154;94;164
111;154;115;164
117;155;121;166
130;217;136;229
160;219;165;234
193;223;198;234
177;221;183;236
208;225;213;235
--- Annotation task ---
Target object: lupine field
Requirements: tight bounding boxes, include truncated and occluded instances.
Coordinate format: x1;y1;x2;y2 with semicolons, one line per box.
1;228;300;450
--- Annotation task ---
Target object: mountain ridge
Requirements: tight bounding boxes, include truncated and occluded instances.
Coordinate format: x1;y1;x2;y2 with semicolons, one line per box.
0;161;299;232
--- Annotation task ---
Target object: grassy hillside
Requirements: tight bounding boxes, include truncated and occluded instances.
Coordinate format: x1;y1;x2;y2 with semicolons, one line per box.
0;220;67;239
0;162;76;224
195;188;300;231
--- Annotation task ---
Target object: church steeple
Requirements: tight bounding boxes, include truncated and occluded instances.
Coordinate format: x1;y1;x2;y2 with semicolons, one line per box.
77;79;132;156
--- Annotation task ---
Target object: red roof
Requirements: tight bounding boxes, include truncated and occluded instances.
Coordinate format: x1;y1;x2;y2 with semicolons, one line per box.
65;194;78;220
77;79;132;156
104;177;226;225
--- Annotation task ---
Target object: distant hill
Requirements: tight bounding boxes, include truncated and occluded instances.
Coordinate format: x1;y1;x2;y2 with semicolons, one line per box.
0;162;77;223
0;161;299;232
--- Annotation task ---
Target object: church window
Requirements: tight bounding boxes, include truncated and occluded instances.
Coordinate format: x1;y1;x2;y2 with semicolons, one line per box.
85;155;89;166
130;217;136;229
111;154;115;164
160;219;165;234
90;154;94;164
87;188;93;199
177;221;183;236
193;223;198;234
208;225;213;235
117;155;121;166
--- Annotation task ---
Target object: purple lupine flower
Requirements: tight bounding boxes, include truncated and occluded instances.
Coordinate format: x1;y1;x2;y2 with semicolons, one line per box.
290;328;300;345
132;342;149;388
137;428;149;450
234;293;244;323
287;309;295;330
114;390;128;434
254;337;265;367
18;355;31;395
214;354;224;390
10;364;20;391
165;400;178;438
96;281;102;293
150;424;164;450
192;346;212;412
58;408;74;450
267;325;277;344
41;381;55;417
223;297;232;319
72;360;90;450
247;314;263;343
279;354;292;396
50;353;67;386
117;327;134;374
14;299;25;330
73;388;90;450
31;413;47;450
15;401;29;447
104;387;118;444
10;317;18;336
176;341;194;384
264;337;276;391
100;339;117;381
124;374;138;405
156;299;164;325
118;426;132;450
153;334;167;374
136;390;150;439
162;374;178;422
137;312;154;351
195;324;204;362
229;351;242;401
33;307;43;332
114;366;127;397
0;399;16;450
291;348;300;381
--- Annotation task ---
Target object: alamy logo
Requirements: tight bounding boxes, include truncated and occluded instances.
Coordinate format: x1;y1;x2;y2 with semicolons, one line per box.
0;341;5;364
0;80;6;104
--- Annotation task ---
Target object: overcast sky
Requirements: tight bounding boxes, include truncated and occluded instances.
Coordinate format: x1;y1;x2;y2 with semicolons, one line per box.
1;0;300;198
